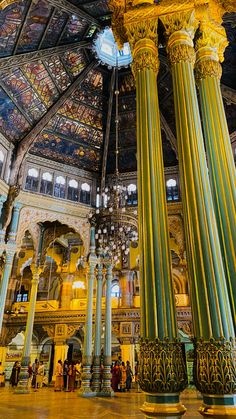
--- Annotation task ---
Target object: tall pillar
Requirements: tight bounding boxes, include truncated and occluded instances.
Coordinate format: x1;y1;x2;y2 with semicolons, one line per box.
0;195;6;242
0;248;15;333
118;4;187;418
101;261;114;396
194;8;236;324
119;270;133;308
79;226;97;397
15;224;45;393
53;339;68;379
160;9;236;417
8;202;21;242
120;339;135;374
92;251;103;393
15;266;40;393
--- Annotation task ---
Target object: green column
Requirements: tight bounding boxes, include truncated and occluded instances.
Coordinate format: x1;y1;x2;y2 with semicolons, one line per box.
122;5;187;418
101;260;114;397
160;9;236;418
195;15;236;325
15;224;45;393
92;250;103;393
15;267;40;393
79;226;97;397
0;248;15;333
8;202;22;242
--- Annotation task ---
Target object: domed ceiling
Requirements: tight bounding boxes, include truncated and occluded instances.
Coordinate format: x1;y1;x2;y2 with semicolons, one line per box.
0;1;235;177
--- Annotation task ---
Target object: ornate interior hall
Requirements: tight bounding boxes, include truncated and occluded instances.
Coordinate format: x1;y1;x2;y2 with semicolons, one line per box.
0;0;235;418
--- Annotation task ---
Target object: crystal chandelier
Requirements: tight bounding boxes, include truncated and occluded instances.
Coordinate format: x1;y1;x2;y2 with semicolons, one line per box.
89;61;138;264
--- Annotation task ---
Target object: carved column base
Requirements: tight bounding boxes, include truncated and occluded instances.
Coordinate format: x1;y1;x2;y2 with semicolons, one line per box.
14;356;30;394
199;395;236;418
194;339;236;417
92;356;101;393
78;357;95;397
140;394;186;419
100;356;114;397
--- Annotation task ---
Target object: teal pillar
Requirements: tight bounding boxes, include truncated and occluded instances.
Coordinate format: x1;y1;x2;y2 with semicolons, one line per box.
15;267;40;393
0;248;15;333
160;9;236;418
101;260;114;397
8;202;21;242
0;195;6;242
15;224;45;393
195;18;236;327
92;250;103;393
79;226;97;397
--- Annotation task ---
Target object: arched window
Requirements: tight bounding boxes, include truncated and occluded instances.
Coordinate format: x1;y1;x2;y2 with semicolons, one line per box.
0;150;4;177
127;183;138;206
54;175;66;199
111;283;120;298
80;182;91;205
166;178;179;201
40;172;53;195
16;285;28;302
25;167;39;192
68;179;79;202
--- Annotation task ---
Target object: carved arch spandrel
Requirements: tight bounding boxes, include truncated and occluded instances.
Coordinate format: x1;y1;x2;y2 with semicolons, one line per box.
16;207;90;256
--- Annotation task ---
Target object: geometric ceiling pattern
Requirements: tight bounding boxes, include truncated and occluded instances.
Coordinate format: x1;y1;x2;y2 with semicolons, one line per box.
0;1;235;175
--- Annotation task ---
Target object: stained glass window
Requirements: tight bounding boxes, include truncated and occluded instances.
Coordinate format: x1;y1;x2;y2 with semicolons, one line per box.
80;182;91;204
0;3;27;56
68;179;79;201
0;88;30;140
44;56;71;92
40;10;68;48
25;168;39;192
40;171;53;195
166;178;179;201
2;69;47;122
59;100;103;130
54;175;66;199
17;0;52;52
23;62;59;106
60;14;88;44
62;50;87;77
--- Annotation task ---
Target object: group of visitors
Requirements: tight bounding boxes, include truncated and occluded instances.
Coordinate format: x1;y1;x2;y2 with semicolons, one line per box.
55;359;82;392
30;359;47;390
111;358;133;392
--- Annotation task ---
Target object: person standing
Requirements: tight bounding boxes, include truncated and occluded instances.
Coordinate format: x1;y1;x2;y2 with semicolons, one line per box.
68;363;76;392
75;361;81;389
120;362;126;392
36;361;44;389
9;361;20;387
54;360;63;391
111;361;120;392
27;362;33;389
32;358;39;388
126;361;133;392
63;359;69;391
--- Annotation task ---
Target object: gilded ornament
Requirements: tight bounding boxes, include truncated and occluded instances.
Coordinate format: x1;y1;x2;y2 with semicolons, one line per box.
195;59;222;81
160;9;198;40
138;338;188;393
168;44;195;66
193;338;236;395
124;13;158;52
0;0;16;9
132;48;159;76
195;21;228;63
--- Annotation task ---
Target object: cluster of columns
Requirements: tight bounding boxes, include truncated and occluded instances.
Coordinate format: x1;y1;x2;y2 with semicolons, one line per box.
109;0;236;418
78;226;114;397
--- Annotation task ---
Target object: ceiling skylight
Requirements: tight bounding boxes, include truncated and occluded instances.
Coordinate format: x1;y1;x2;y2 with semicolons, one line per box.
93;28;132;68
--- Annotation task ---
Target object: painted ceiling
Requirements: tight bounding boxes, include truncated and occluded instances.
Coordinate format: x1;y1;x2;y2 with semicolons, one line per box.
0;1;235;174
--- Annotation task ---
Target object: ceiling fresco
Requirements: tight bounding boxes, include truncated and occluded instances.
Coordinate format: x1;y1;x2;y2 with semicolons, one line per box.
0;1;235;175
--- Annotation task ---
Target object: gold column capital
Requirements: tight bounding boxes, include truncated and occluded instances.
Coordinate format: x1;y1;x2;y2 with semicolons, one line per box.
108;0;129;49
194;8;228;80
160;9;198;66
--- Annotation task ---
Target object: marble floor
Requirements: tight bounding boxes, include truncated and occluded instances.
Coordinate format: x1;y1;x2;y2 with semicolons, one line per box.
0;387;201;418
